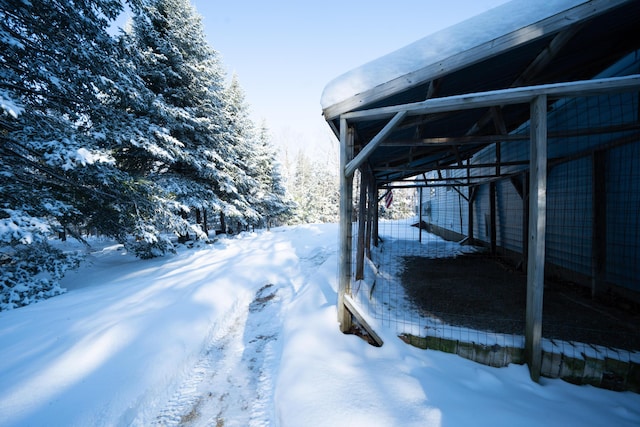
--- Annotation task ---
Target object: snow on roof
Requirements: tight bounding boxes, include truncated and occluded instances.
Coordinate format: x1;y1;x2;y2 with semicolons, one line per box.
320;0;587;111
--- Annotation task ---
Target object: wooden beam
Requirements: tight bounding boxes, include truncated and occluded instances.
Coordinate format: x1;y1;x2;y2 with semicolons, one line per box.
356;167;368;280
525;95;547;382
468;186;476;245
377;160;529;172
462;24;583;139
338;119;354;332
489;182;497;255
512;23;585;88
365;164;376;258
426;78;442;100
418;186;424;243
344;111;407;177
381;122;640;147
373;186;379;247
341;75;640;122
344;295;384;347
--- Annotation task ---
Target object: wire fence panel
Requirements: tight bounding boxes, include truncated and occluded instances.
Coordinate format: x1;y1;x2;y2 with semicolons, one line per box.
346;89;640;390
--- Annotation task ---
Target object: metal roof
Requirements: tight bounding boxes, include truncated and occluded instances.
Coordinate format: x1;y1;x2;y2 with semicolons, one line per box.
322;0;640;185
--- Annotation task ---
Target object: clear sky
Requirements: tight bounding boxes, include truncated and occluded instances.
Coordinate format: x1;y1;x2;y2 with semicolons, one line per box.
177;1;510;155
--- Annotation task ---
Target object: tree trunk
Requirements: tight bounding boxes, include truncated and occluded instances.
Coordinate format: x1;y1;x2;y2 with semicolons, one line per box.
178;210;190;243
220;212;226;234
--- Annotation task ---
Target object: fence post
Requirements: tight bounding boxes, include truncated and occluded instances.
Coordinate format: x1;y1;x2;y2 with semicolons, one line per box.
525;95;547;382
338;118;354;332
356;167;367;280
366;165;375;258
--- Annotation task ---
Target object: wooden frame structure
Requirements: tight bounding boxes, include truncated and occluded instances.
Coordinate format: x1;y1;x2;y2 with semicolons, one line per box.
324;0;640;381
335;75;640;379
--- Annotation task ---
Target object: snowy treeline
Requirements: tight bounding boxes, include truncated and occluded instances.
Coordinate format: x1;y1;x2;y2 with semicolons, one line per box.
286;150;340;224
0;0;295;310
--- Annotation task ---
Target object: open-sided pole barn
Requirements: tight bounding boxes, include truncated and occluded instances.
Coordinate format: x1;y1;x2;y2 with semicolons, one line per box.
322;0;640;382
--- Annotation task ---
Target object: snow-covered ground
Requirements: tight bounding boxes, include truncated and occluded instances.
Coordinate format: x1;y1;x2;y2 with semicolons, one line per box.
0;223;639;426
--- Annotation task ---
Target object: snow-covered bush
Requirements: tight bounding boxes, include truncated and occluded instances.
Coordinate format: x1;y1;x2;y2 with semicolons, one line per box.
0;210;83;310
0;241;83;311
125;223;176;260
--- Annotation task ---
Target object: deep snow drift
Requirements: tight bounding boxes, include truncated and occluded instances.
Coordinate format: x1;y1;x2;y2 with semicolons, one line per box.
0;224;639;426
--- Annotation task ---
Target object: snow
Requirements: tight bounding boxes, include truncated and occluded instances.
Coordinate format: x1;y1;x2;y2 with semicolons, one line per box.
0;210;50;244
0;224;639;426
0;89;24;118
320;0;587;109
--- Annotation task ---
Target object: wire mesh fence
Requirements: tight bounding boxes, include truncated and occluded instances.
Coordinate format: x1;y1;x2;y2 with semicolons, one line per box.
346;90;640;388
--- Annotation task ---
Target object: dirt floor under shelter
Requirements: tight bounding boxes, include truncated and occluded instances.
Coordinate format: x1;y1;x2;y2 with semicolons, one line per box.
400;254;640;352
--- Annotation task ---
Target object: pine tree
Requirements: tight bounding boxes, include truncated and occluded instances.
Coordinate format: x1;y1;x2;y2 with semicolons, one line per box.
128;0;235;238
290;150;338;224
0;0;158;308
220;75;260;231
252;122;295;228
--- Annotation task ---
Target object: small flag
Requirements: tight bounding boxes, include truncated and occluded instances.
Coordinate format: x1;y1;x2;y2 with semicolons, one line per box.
384;190;393;209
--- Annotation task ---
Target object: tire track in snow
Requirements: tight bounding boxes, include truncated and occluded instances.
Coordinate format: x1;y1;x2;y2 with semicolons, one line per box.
153;283;287;427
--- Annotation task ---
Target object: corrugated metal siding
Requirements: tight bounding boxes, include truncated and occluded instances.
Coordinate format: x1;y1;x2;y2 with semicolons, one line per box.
425;179;469;237
545;157;593;278
472;184;490;245
495;179;523;253
606;142;640;292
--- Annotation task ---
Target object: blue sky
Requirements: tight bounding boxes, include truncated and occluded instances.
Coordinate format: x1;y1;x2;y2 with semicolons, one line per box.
164;1;511;154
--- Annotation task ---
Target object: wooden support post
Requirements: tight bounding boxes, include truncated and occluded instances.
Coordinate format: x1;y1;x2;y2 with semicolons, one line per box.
526;95;548;382
419;187;424;243
365;166;375;258
344;295;383;347
468;186;476;245
490;181;497;255
338;119;355;332
467;158;475;245
591;150;607;298
522;172;529;272
373;188;379;247
356;167;367;280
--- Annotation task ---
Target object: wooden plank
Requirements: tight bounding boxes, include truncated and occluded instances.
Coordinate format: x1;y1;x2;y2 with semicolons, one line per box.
419;187;424;243
373;188;379;247
512;23;585;88
381;122;640;147
365;164;376;258
525;95;547;382
355;167;367;280
468;186;476;246
426;78;442;100
490;182;497;255
341;75;640;122
344;295;384;347
522;172;529;272
338;119;354;332
344;111;407;177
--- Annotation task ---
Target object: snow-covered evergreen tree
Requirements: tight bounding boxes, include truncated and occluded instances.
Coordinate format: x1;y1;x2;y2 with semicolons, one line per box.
0;0;161;308
290;150;339;224
0;0;300;310
127;0;238;239
220;75;261;231
252;122;296;228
